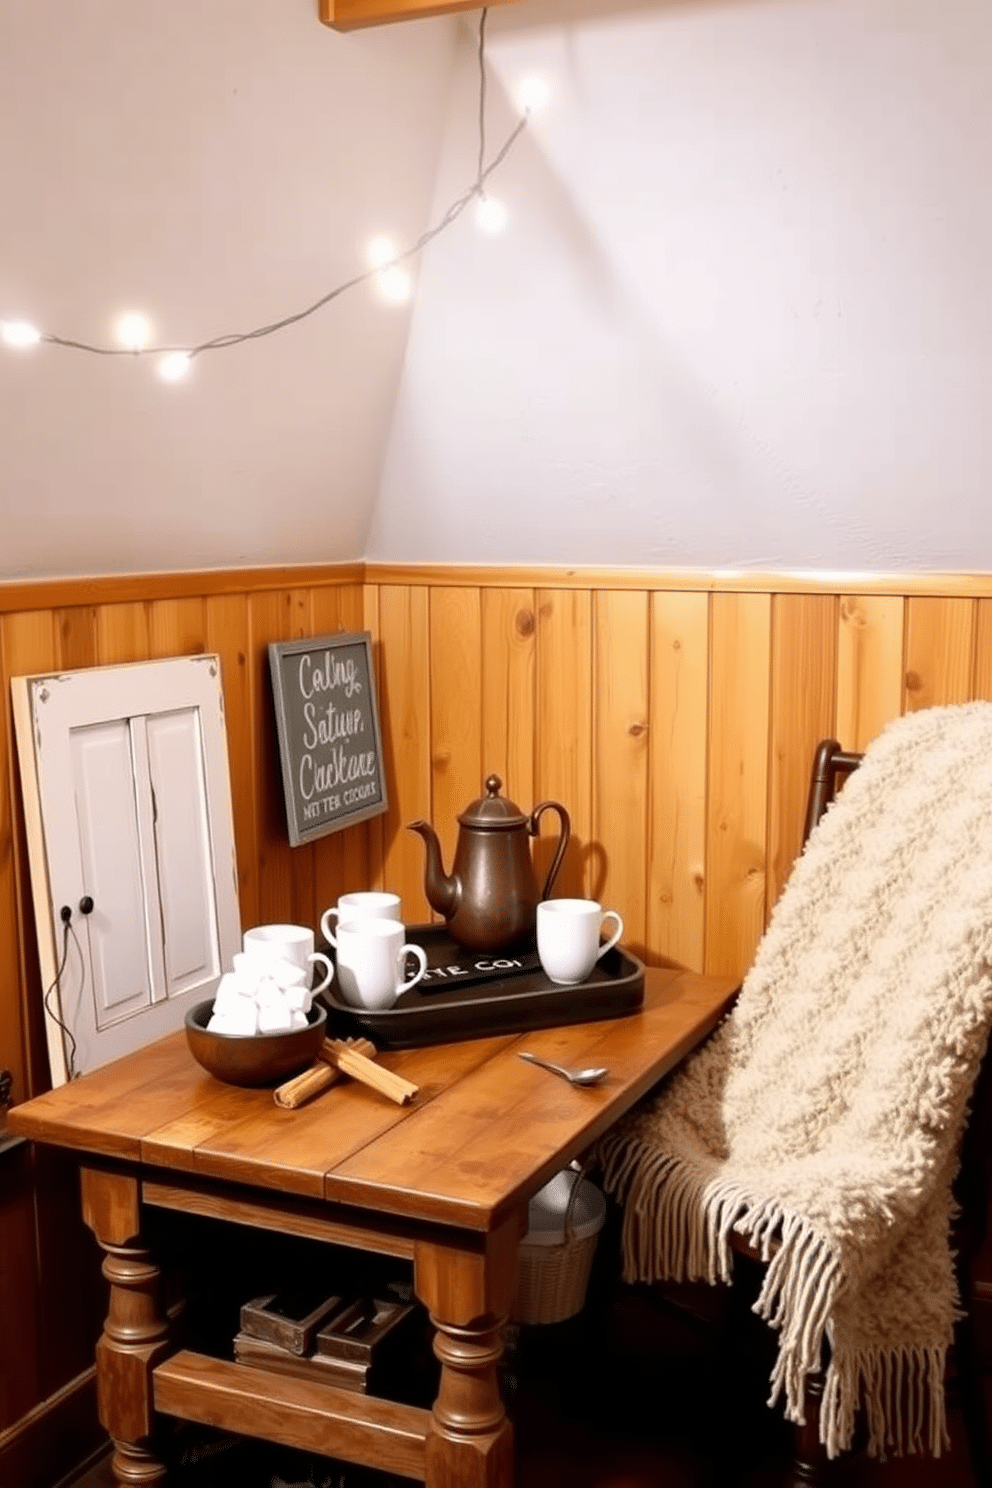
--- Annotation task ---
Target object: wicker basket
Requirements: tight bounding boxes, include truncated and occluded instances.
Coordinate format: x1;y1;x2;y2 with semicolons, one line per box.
513;1166;606;1326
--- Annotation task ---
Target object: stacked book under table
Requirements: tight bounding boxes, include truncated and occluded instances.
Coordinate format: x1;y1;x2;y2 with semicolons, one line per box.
234;1289;421;1395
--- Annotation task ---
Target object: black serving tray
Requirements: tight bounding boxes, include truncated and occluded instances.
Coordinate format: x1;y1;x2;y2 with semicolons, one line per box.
319;923;644;1049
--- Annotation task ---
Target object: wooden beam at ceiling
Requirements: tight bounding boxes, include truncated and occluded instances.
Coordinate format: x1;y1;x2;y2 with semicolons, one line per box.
320;0;522;30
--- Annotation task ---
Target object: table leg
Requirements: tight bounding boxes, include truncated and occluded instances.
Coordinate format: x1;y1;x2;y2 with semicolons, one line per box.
415;1213;523;1488
81;1167;170;1488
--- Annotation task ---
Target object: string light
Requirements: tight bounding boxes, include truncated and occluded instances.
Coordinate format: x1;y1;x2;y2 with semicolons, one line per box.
157;351;192;383
117;311;152;352
364;234;414;303
1;320;41;348
366;236;399;271
0;9;547;379
375;266;413;304
516;77;550;115
475;194;508;234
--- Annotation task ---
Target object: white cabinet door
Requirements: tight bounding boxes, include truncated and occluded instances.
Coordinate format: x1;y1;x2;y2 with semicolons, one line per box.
11;655;241;1085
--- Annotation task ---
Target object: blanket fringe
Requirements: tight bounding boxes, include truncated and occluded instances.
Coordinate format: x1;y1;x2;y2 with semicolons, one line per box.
823;1344;949;1460
599;1137;947;1461
757;1213;842;1434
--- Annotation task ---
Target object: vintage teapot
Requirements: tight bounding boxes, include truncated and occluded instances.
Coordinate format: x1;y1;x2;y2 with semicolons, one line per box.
407;775;570;951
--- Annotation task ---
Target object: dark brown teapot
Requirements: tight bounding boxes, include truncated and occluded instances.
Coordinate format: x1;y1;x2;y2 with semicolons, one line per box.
407;775;570;951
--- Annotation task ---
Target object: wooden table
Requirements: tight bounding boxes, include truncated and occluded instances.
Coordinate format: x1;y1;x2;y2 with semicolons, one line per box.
8;966;736;1488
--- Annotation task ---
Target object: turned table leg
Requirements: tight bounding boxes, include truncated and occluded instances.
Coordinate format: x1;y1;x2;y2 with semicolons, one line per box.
427;1314;513;1488
81;1167;170;1488
415;1214;523;1488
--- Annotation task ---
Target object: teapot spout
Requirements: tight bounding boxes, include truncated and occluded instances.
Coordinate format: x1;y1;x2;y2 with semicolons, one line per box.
407;820;459;918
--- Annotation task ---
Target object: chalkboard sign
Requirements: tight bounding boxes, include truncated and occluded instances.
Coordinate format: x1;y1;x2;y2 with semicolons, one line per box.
268;631;388;847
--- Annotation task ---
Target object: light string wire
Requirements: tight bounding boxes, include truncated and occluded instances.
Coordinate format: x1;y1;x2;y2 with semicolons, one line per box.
477;6;488;184
25;7;524;365
42;918;79;1082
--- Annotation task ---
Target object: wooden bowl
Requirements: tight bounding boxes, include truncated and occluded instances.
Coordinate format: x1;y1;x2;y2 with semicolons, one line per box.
184;999;327;1087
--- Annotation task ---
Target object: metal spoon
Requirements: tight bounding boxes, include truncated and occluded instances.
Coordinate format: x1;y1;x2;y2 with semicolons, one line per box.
517;1051;609;1087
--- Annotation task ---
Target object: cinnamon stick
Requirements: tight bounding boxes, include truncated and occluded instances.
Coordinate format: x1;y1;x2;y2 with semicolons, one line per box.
318;1038;419;1105
273;1062;340;1110
273;1037;376;1109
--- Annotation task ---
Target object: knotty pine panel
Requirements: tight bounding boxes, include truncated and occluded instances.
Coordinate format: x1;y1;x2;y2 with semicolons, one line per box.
975;598;992;702
535;588;593;899
646;591;709;974
247;587;317;929
361;584;387;893
835;594;904;751
149;595;207;660
481;588;537;817
767;594;837;914
704;592;772;979
54;604;98;671
593;590;650;956
375;583;433;924
95;600;151;664
428;587;484;880
205;594;257;925
904;595;977;712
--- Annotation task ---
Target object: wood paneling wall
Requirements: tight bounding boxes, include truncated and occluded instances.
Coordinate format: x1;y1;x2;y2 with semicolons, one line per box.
364;569;992;983
3;560;992;1459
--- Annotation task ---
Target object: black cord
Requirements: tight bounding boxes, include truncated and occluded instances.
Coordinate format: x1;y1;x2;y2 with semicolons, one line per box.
42;918;79;1081
477;7;489;185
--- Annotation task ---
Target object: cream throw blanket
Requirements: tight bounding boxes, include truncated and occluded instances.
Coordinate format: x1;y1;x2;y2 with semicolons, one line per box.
598;702;992;1460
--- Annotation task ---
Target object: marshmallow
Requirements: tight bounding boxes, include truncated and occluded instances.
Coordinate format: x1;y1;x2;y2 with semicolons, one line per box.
208;997;259;1036
284;984;313;1014
211;947;317;1038
258;1002;294;1033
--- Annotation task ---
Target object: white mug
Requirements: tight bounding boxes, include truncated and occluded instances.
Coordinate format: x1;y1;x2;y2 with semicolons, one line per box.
242;923;334;994
320;891;402;948
334;918;428;1010
536;899;624;986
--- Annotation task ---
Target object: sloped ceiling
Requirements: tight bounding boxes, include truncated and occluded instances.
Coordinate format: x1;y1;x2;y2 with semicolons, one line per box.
0;0;457;579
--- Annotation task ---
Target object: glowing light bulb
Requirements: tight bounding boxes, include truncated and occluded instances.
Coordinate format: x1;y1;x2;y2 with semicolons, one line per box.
1;320;42;348
516;76;550;115
475;194;508;234
366;235;398;271
117;311;152;352
375;266;413;305
157;351;191;383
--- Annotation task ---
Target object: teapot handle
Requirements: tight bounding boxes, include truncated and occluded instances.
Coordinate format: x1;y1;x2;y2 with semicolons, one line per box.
529;800;571;900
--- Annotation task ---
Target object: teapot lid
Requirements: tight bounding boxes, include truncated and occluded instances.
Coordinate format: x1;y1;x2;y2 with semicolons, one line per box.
458;774;527;829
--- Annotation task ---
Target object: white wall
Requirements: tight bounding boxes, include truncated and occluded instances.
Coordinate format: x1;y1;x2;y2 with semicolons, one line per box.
5;0;990;581
370;0;992;572
0;0;455;579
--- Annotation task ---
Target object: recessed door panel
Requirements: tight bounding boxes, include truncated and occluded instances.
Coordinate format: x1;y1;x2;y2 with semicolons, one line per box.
70;719;154;1027
145;708;221;997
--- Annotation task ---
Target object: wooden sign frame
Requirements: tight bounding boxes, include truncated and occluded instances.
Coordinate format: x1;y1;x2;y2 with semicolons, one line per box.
268;631;388;847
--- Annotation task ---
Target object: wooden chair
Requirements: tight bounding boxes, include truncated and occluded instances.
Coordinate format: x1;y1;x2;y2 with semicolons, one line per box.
731;739;992;1486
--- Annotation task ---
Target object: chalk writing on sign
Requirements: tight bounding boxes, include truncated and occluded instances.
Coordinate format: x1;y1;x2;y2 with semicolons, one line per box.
268;631;388;847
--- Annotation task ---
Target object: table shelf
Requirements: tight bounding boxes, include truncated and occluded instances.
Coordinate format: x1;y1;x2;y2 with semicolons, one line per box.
154;1349;430;1481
